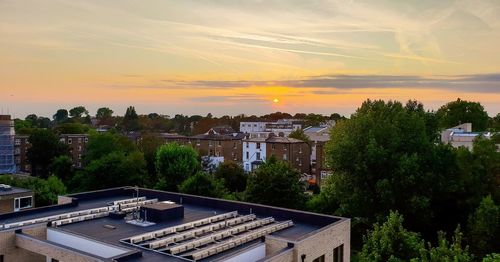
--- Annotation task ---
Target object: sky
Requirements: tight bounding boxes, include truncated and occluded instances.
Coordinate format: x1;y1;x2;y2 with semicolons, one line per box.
1;0;499;118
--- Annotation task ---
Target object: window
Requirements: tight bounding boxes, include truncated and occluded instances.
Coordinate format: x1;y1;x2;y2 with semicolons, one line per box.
233;142;237;149
283;154;287;160
256;142;261;149
246;152;249;160
284;145;287;150
15;148;20;154
60;138;65;143
271;144;276;150
299;146;302;153
78;138;82;143
218;141;222;147
84;137;88;143
246;142;249;148
313;255;325;262
68;138;72;144
209;141;213;146
78;145;82;151
334;244;344;262
77;162;82;168
196;140;200;146
15;139;21;145
216;151;220;157
256;152;261;160
14;196;33;211
78;154;82;160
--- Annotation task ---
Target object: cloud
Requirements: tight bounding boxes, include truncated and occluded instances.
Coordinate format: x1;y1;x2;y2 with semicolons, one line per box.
169;73;500;93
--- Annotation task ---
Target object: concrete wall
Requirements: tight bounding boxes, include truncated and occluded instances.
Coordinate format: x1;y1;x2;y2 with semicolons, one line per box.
0;191;34;214
0;226;46;262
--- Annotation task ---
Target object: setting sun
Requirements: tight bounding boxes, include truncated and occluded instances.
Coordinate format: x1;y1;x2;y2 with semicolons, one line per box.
273;98;279;103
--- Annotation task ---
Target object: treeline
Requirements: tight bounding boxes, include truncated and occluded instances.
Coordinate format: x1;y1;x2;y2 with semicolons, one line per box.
14;105;347;136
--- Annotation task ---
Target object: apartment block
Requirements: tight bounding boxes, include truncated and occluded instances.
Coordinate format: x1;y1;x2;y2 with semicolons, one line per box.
0;187;350;261
441;123;497;151
0;115;16;174
304;125;332;186
243;134;311;174
13;135;30;173
59;134;89;169
240;119;304;138
189;130;244;163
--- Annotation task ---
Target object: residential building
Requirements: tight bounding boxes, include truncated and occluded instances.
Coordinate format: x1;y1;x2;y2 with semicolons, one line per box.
14;135;30;173
0;115;16;174
243;134;311;174
304;125;332;186
0;187;350;261
441;123;496;150
240;119;304;138
189;129;244;164
0;184;33;214
59;134;89;169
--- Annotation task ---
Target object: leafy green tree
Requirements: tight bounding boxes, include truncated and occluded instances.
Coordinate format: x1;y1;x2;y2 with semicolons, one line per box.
419;227;472;262
49;155;74;181
54;123;89;134
359;211;425;262
288;128;311;143
69;106;89;118
14;119;33;134
72;151;146;191
37;117;51;128
84;133;136;163
138;133;164;185
178;172;227;198
490;113;500;131
123;106;140;131
246;156;306;209
436;98;489;131
27;129;69;178
96;107;114;119
155;143;200;191
53;109;69;123
467;195;499;258
214;162;247;192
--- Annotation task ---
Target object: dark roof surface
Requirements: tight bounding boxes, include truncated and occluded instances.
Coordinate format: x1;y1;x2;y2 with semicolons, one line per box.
1;187;347;262
0;186;32;196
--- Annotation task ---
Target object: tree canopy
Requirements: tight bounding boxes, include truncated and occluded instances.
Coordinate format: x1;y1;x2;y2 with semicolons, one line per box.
178;172;226;198
246;156;306;209
436;98;489;131
288;128;311;143
27;129;69;178
155;143;201;191
214;162;247;192
69;106;89;118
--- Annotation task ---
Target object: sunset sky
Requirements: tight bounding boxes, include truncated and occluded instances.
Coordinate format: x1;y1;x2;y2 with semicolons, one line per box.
1;0;499;118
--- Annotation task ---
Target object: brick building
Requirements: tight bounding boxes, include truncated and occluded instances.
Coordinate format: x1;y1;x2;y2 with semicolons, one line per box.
58;134;89;169
243;134;311;174
0;187;350;261
188;130;244;163
14;135;30;173
304;125;332;186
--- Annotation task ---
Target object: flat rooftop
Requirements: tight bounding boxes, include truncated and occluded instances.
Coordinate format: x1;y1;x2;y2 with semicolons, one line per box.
0;185;32;196
0;187;347;261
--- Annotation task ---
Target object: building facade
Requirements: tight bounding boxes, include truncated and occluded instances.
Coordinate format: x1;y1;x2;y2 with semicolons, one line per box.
243;135;311;174
240;119;304;138
14;135;30;173
59;134;89;169
0;115;16;174
304;125;332;186
441;123;497;151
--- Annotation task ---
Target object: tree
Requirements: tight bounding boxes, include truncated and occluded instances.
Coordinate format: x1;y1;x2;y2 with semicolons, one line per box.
27;129;69;178
72;151;146;191
49;155;74;181
419;227;472;262
155;143;200;191
178;172;226;198
323;100;463;240
288;128;311;143
467;195;499;258
214;162;247;192
123;106;140;131
245;156;306;209
359;211;425;262
436;98;489;131
69;106;89;118
96;107;113;119
84;133;136;163
482;253;500;262
54;123;89;134
138;133;164;185
53;109;69;123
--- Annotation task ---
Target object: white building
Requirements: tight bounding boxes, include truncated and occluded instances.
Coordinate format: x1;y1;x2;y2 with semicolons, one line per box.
239;119;303;138
441;123;496;150
242;138;267;172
